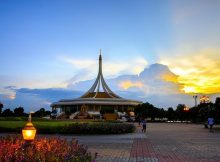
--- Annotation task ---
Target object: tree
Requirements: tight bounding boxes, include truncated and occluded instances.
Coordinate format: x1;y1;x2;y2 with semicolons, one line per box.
189;106;200;123
134;102;162;121
176;104;186;121
34;108;51;117
214;97;220;122
167;107;175;121
215;97;220;108
14;107;24;116
2;108;13;117
45;110;51;116
198;102;214;122
158;108;166;119
0;102;3;114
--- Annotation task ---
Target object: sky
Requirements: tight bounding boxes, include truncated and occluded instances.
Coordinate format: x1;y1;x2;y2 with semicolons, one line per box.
0;0;220;112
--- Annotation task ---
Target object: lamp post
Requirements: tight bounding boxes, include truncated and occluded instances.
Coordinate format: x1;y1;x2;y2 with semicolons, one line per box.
193;95;198;107
22;112;36;142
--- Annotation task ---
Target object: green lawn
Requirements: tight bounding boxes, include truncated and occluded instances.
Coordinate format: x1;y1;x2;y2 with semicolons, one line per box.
0;120;77;133
0;121;76;128
0;121;26;129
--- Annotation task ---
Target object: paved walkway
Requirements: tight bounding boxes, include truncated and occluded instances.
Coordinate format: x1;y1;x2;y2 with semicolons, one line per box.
71;123;220;162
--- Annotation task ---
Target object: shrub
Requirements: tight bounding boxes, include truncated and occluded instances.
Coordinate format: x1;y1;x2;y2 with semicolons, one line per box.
61;122;135;134
0;135;95;162
0;121;135;134
92;120;122;123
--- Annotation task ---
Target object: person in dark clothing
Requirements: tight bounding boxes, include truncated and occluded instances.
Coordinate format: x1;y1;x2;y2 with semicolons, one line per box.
141;119;147;133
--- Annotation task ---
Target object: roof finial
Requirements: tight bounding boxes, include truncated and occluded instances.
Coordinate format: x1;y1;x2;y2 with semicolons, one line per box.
80;49;121;99
99;48;102;60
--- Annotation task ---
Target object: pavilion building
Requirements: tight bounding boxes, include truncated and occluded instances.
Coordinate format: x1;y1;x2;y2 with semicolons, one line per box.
51;51;142;118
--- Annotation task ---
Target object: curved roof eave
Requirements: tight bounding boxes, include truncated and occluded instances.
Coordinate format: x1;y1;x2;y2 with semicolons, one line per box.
51;98;142;107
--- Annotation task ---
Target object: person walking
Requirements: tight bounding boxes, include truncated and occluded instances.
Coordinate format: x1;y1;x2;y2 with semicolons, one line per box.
141;119;147;133
208;117;214;132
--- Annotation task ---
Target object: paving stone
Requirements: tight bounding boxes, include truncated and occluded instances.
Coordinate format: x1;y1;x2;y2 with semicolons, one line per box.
81;123;220;161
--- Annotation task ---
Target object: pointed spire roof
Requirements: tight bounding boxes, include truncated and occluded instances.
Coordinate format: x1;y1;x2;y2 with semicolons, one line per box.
81;50;121;99
51;50;143;107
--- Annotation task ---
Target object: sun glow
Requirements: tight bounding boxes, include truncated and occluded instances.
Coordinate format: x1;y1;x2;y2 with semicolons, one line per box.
160;48;220;94
119;81;143;90
182;86;196;93
177;72;220;94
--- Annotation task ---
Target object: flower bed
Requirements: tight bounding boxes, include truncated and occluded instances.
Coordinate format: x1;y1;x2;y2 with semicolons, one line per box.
0;135;95;162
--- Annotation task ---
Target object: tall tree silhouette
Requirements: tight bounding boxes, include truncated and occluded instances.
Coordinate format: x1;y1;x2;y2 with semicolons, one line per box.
0;102;3;114
14;107;24;116
2;108;13;117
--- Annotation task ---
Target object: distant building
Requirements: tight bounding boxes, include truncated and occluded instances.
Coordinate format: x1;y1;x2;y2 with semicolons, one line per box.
51;51;142;118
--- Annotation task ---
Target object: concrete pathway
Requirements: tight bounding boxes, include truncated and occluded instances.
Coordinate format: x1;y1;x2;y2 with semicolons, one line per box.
71;123;220;162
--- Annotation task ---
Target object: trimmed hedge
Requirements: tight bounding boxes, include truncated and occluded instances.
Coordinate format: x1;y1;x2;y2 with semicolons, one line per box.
0;122;135;134
60;122;135;134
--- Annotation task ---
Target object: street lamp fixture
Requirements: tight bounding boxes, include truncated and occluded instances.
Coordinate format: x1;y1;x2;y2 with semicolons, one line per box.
200;95;210;104
183;105;189;112
22;112;36;141
193;95;198;107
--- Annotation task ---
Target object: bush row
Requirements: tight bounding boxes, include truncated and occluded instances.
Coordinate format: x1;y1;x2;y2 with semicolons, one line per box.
61;122;135;134
0;122;135;134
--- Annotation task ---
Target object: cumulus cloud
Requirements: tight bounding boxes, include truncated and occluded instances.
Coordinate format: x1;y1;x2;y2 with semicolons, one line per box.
159;48;220;94
70;63;183;96
118;80;143;90
2;63;181;110
67;63;206;108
